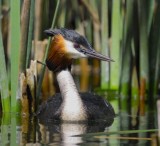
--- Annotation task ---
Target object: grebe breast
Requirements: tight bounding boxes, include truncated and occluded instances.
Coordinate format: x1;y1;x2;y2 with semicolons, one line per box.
37;92;115;123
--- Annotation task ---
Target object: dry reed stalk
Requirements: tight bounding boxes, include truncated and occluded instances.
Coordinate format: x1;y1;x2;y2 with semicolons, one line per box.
92;23;101;87
140;78;146;115
39;123;47;143
34;40;47;73
19;60;37;114
19;73;29;115
21;115;29;145
92;60;100;87
20;0;31;71
26;60;37;112
151;133;158;146
93;23;101;52
92;23;101;86
87;0;101;88
77;24;90;91
41;69;55;101
34;0;43;41
80;58;90;92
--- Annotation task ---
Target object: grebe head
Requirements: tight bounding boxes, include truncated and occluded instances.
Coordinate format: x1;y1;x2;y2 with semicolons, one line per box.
44;28;114;72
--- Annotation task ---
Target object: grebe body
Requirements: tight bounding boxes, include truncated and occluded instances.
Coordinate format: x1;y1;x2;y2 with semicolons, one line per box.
37;70;115;122
37;28;115;122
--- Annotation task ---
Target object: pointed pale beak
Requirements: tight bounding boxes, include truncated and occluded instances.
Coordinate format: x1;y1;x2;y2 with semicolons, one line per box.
76;47;114;62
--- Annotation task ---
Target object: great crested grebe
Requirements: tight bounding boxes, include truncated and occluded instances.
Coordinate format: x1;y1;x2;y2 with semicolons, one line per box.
37;28;115;122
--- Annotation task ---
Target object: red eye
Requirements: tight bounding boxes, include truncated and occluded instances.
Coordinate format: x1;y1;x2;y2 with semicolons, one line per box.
74;43;80;48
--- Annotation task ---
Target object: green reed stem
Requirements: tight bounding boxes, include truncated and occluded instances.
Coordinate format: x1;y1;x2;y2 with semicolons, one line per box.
110;0;121;90
84;129;159;137
119;0;134;110
0;1;10;112
138;0;149;91
10;0;21;111
36;0;60;99
101;0;109;89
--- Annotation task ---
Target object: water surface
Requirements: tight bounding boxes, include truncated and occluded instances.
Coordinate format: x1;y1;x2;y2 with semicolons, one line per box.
0;108;158;146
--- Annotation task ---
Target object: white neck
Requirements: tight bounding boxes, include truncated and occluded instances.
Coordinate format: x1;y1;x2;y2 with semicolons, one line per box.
56;70;87;121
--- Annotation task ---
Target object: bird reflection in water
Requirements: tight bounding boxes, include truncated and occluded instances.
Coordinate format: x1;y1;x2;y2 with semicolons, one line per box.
38;117;114;145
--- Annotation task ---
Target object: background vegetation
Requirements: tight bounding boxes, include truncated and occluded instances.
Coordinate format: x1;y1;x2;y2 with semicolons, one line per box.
0;0;160;117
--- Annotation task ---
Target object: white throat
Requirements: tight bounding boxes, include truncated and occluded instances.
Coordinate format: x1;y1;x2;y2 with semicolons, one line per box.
56;70;87;121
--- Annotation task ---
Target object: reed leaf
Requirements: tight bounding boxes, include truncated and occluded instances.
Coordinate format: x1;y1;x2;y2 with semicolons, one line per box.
138;0;149;92
0;2;10;112
58;0;66;27
155;43;160;96
10;0;21;111
1;113;10;145
10;114;17;145
83;128;158;137
131;65;139;116
146;0;154;34
26;0;35;68
110;0;121;90
138;116;148;145
100;0;109;89
85;19;92;47
89;0;101;51
119;0;134;110
149;1;160;100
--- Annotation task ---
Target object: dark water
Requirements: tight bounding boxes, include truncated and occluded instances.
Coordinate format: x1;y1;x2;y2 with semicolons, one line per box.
0;101;158;146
